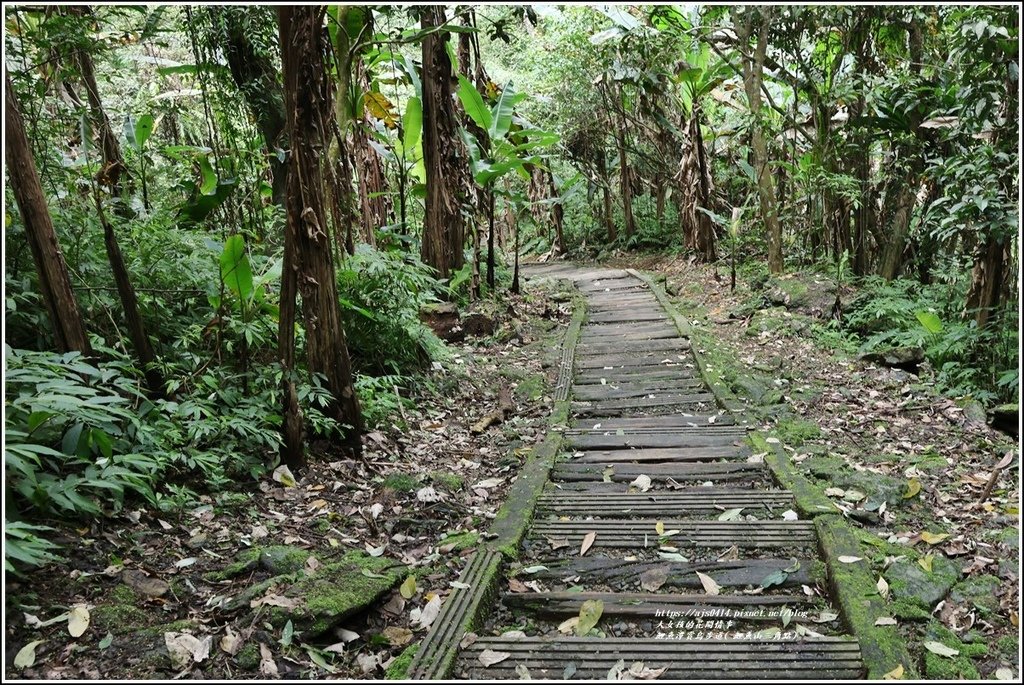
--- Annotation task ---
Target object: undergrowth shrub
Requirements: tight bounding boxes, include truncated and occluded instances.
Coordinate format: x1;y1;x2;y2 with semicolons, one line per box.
336;245;447;375
844;277;1017;404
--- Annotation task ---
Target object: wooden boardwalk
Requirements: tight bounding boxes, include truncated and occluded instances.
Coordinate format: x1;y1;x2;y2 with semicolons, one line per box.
410;265;865;680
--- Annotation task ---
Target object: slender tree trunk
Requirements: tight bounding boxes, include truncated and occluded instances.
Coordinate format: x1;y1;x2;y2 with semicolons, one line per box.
597;150;617;242
737;8;783;273
613;89;637;240
420;5;467;279
222;7;288;205
878;170;923;280
549;171;567;255
279;6;362;456
72;29;162;392
94;198;163;393
486;189;496;288
5;69;91;355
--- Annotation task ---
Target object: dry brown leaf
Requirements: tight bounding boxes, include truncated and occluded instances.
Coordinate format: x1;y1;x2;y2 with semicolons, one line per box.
580;531;596;556
696;571;721;595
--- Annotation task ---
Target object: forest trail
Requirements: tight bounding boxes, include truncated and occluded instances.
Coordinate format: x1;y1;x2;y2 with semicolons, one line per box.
412;264;865;680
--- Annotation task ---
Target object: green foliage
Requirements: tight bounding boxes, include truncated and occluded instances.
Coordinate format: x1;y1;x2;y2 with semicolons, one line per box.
354;374;414;429
336;245;446;375
845;277;1017;403
4;522;63;572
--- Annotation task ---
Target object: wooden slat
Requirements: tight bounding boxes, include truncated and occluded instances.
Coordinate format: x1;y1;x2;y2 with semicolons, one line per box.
552;461;766;483
568;432;745;450
524;556;813;589
569;415;735;429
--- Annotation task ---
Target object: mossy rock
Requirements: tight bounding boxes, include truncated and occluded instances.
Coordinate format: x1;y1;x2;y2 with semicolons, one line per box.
836;470;906;509
996;526;1019;550
803;454;848;480
907;452;948;474
772;418;822;448
92;585;151;635
235;642;261;670
383;473;419;492
922;622;987;679
439;530;479;551
765;276;811;309
270;551;405;635
949;574;1002;617
206;545;312;582
885;555;962;609
995;635;1019;663
429;471;464;491
731;376;770;404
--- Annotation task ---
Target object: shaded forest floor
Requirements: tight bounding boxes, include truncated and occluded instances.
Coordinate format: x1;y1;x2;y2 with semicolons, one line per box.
5;256;1018;680
604;253;1020;679
4;281;576;680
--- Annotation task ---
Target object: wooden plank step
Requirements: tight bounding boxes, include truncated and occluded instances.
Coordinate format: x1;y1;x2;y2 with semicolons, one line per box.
576;367;698;382
552;461;766;483
587;299;662;311
524;556;813;589
575;355;690;370
572;380;705;400
504;591;820;619
536;490;792;515
569;415;736;429
576;338;691;355
572;394;717;414
528;520;816;548
457;637;864;679
569;446;749;463
568;432;745;450
588;311;668;324
583;321;678;334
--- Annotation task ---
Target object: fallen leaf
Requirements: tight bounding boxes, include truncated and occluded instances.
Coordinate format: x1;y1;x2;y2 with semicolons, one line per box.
576;599;604;636
838;556;863;563
696;571;720;595
400;575;418;599
98;633;113;650
67;605;90;638
919;555;934;573
923;641;959;658
882;664;905;680
995;668;1015;680
718;507;744;521
14;640;44;669
260;643;279;676
415;595;442;629
250;594;301;610
472;477;504;489
629;474;652;492
580;531;596;556
460;632;478;649
416;486;443;502
903;479;921;499
557;616;579;634
875;617;898;626
825;487;847;497
478;649;511;666
639;566;669;592
920;531;949;545
760;569;789;589
522;565;548;574
220;627;244;655
625;661;668;679
382;626;413;647
356;652;381;674
164;632;212;669
508;578;529;593
781;509;799;521
877;576;890;599
272;465;296;487
365;543;387;557
655;520;665;535
122;569;170;597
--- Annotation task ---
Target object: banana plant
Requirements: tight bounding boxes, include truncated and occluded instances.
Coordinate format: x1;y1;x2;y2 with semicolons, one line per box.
455;77;559;288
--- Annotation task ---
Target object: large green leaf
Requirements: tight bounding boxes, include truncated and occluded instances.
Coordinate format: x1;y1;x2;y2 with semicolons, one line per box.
134;114;155;150
220;234;254;303
403;96;423;151
457;76;492;134
915;311;943;334
198;155;218;195
489;83;524;141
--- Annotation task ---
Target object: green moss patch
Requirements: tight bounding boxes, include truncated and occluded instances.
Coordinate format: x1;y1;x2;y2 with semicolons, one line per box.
383;473;419;493
386;644;419;679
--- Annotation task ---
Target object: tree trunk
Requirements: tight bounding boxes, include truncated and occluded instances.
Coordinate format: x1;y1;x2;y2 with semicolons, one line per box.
6;69;92;355
613;90;637;240
222;7;288;205
877;171;923;280
71;27;162;392
737;8;783;273
549;171;567;255
597;150;617;242
278;6;363;456
420;5;467;279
